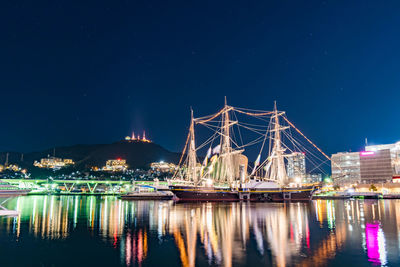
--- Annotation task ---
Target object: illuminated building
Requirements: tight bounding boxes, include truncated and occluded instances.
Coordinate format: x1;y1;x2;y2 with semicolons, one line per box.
33;157;75;169
63;159;74;165
393;175;400;183
331;152;361;184
286;152;306;181
8;164;21;172
124;131;151;143
359;149;392;183
366;141;400;175
0;164;23;173
304;173;322;183
332;149;393;184
150;161;177;172
102;159;128;172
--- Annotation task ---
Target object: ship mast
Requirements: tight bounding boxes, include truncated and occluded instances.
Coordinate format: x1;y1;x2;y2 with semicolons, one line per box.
267;102;289;185
218;97;236;184
187;108;198;183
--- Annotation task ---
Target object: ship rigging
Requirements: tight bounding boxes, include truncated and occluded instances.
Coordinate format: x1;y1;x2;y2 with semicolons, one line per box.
170;100;331;201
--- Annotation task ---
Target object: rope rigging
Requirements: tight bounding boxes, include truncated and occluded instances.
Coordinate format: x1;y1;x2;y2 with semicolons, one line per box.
174;103;333;183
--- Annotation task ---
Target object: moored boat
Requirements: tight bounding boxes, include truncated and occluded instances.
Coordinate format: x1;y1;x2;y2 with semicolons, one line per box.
120;183;174;200
0;180;31;196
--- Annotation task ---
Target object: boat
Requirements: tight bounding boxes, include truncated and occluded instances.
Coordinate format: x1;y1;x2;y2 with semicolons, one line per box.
169;99;326;202
0;180;31;196
120;184;174;200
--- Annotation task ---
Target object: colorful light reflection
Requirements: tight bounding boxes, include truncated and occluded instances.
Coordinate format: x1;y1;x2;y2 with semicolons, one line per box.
366;223;387;265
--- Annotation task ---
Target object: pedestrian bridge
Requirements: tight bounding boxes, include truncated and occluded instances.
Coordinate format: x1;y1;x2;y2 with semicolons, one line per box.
3;179;167;194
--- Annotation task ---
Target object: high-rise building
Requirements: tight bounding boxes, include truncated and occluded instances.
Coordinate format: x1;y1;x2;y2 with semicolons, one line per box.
366;141;400;175
359;149;392;183
287;152;306;181
331;152;361;184
331;147;395;184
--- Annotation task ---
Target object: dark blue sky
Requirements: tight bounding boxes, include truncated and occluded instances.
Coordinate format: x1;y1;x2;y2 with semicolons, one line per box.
1;0;400;155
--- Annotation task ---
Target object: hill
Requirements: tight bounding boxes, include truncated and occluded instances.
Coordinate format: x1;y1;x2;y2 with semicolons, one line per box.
0;140;181;170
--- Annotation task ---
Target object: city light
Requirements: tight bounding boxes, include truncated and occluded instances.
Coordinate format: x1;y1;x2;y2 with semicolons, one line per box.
33;157;75;169
360;151;375;156
205;178;213;187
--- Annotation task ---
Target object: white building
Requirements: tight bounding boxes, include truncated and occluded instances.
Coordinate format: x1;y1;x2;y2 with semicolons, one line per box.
102;159;128;172
150;161;177;172
331;152;361;184
34;157;75;169
331;140;400;185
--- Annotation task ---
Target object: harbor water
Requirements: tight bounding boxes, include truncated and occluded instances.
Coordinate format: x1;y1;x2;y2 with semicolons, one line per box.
0;196;399;266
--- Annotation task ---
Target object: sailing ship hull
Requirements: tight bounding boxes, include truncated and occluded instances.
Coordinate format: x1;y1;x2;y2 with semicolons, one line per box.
247;187;315;201
170;185;315;202
120;191;174;200
170;186;240;201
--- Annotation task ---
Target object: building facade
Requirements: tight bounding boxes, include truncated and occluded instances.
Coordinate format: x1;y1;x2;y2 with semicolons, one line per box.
103;159;128;172
359;149;393;183
304;173;322;183
287;152;306;181
150;161;177;173
366;141;400;175
331;152;361;184
332;145;397;184
34;157;75;169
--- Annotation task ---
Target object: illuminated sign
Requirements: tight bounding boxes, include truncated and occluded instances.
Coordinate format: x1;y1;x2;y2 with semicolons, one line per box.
361;151;375;156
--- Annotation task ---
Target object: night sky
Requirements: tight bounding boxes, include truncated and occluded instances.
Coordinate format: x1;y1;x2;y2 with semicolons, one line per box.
1;1;400;156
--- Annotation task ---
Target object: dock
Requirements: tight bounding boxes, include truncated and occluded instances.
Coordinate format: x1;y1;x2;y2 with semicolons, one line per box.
313;192;394;200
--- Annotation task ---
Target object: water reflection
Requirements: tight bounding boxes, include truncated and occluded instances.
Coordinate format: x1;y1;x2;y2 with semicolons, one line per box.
169;203;310;267
1;196;400;266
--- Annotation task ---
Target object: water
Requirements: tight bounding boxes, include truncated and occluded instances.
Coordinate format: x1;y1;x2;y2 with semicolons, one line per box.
0;196;399;266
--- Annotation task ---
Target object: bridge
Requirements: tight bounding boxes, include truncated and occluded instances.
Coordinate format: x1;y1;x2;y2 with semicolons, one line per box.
4;179;168;194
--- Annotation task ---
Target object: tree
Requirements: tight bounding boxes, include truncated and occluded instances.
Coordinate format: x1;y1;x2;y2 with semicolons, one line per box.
369;184;377;192
333;184;340;191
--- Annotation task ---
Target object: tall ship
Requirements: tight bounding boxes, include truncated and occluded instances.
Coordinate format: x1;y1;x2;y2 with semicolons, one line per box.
169;99;329;202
